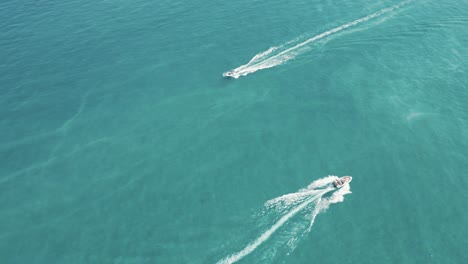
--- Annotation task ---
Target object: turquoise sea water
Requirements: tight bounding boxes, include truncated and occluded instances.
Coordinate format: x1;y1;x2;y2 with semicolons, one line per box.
1;0;468;263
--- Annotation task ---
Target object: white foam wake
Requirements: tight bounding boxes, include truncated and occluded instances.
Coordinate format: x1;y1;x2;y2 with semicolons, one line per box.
217;175;352;264
223;1;411;78
307;183;352;231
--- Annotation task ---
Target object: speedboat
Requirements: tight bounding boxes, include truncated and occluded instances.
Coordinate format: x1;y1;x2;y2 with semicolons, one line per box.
332;176;352;188
223;71;235;78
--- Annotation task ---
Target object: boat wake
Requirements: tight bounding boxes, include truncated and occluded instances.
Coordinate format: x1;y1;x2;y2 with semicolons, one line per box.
223;1;411;78
217;175;352;264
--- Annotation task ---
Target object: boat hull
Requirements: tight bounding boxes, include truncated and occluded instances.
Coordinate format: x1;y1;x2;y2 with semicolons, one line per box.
333;176;352;188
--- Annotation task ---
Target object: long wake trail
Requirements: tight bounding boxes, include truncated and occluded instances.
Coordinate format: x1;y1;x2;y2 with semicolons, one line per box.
223;1;411;78
217;176;352;264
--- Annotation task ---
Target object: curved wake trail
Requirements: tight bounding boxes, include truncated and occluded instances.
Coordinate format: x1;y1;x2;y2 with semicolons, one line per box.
218;176;352;264
223;1;411;78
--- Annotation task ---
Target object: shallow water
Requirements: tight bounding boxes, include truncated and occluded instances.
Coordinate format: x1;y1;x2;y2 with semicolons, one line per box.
1;0;468;263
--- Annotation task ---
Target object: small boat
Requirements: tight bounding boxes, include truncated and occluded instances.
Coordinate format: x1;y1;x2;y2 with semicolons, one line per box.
333;176;352;188
223;71;235;78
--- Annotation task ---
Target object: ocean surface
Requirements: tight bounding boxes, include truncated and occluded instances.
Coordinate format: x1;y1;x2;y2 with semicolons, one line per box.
1;0;468;263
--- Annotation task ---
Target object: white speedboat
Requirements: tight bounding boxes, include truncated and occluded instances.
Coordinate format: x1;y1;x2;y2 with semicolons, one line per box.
333;176;352;188
223;71;235;78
